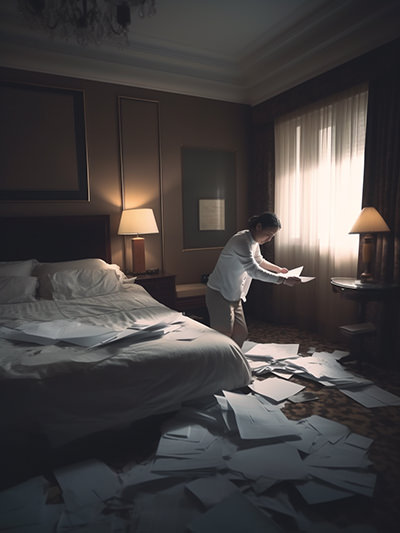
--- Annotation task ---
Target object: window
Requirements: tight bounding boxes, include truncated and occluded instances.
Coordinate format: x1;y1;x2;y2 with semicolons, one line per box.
274;85;368;334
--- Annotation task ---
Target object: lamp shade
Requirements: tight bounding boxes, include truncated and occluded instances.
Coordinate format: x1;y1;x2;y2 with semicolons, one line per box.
349;207;390;234
118;208;159;235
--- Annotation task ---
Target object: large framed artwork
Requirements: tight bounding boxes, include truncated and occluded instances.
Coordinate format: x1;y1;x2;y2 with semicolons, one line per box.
0;82;89;201
181;147;236;249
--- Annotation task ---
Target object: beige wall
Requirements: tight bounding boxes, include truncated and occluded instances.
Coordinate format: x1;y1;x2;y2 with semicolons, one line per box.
0;67;250;283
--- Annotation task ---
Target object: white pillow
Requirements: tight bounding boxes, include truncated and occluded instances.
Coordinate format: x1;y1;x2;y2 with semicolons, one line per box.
33;258;125;299
0;276;38;303
0;259;38;277
50;269;122;300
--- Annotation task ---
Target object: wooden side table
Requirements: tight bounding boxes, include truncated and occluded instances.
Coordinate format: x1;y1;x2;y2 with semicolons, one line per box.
331;277;400;363
135;272;176;308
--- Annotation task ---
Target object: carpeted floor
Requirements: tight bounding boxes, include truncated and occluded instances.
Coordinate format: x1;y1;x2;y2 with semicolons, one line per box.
2;318;400;531
247;319;400;532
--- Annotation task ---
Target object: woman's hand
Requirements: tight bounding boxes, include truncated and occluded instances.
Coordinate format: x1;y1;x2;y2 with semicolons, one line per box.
279;267;289;273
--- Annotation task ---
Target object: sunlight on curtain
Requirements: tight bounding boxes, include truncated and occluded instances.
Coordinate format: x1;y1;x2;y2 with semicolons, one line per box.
274;85;368;338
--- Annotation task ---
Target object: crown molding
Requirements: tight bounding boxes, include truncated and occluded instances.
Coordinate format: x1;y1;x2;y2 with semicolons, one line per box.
0;40;247;103
1;0;400;106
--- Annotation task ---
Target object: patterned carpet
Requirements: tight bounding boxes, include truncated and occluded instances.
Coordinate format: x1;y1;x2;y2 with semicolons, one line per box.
247;318;400;532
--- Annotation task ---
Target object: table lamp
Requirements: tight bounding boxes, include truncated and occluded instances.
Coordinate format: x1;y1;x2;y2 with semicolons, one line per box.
118;208;159;274
349;206;390;283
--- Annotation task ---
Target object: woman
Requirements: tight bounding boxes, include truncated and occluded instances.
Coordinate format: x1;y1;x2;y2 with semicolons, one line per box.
206;212;300;347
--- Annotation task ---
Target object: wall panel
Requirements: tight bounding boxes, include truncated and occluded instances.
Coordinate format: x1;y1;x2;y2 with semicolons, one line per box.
119;97;162;273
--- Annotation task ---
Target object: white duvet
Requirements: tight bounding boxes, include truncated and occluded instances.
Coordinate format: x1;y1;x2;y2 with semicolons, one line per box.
0;284;251;446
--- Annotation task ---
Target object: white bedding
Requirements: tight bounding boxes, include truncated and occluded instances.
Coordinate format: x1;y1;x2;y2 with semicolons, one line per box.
0;283;251;446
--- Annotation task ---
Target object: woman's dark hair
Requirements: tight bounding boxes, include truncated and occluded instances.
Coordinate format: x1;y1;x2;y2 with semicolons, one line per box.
248;212;281;230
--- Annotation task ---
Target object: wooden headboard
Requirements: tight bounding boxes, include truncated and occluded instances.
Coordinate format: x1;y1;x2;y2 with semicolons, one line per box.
0;215;111;263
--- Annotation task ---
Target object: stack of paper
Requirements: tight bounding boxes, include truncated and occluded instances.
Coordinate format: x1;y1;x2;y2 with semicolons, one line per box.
245;343;400;409
0;318;182;348
222;390;299;440
218;394;376;497
243;343;399;403
151;422;224;476
292;415;376;504
286;351;372;388
0;396;381;533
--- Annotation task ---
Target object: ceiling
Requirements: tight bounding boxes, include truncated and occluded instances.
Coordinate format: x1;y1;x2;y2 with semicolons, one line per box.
1;0;400;105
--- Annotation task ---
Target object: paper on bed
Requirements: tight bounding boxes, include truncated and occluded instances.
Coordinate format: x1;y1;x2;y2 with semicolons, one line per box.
16;319;113;340
71;320;184;347
0;318;176;348
0;325;56;346
68;324;170;348
0;320;117;346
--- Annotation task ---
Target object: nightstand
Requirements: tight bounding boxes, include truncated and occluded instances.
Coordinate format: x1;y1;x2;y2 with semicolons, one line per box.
331;277;400;364
135;272;176;308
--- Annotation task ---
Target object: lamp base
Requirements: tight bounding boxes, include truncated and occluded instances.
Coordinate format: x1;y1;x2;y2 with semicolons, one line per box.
131;237;146;274
359;234;375;284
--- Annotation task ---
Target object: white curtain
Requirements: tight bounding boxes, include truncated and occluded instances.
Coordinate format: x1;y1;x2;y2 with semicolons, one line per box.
274;85;368;338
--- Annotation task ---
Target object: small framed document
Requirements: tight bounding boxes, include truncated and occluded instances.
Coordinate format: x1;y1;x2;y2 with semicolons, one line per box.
199;199;225;231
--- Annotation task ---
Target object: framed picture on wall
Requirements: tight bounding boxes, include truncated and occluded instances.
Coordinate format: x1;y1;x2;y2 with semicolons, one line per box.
0;82;89;201
182;147;236;249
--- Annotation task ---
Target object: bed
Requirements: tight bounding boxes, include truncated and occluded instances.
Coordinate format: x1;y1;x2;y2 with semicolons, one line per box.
0;215;251;447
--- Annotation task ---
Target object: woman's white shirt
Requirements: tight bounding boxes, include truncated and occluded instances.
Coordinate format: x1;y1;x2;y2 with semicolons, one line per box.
207;229;282;301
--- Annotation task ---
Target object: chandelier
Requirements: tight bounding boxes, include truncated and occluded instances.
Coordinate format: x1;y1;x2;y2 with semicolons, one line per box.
18;0;157;45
